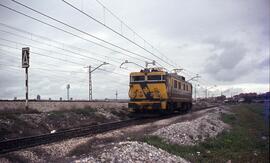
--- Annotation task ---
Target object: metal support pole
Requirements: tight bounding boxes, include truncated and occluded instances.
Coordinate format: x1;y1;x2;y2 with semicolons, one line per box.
66;84;70;100
67;88;69;100
25;67;28;110
84;62;108;101
89;66;92;101
194;84;197;101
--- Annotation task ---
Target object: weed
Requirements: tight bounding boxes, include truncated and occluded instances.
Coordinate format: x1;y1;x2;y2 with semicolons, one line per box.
143;104;269;162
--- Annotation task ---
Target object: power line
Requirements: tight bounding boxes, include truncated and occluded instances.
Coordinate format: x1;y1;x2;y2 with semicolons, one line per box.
0;62;127;92
0;43;128;76
0;36;128;71
0;43;83;65
89;1;205;77
93;0;177;68
0;37;87;62
0;1;211;86
0;64;89;86
0;62;127;86
7;0;156;64
0;32;212;87
0;24;129;65
63;0;173;68
0;29;131;72
0;49;70;68
0;2;147;63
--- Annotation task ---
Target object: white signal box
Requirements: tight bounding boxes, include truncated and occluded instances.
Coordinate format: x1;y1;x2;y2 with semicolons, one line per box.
22;47;30;68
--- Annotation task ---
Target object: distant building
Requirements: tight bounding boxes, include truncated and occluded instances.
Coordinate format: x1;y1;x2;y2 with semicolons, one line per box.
215;95;226;101
232;92;269;103
60;97;62;101
37;95;41;100
13;97;17;100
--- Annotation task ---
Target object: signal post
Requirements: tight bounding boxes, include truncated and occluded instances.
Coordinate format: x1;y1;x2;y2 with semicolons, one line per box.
22;47;30;110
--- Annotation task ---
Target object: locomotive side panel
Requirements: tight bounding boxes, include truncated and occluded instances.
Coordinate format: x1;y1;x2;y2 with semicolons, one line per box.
166;74;192;111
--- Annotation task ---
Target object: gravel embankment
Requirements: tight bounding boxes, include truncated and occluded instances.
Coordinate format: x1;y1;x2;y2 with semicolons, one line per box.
152;110;230;145
73;141;189;163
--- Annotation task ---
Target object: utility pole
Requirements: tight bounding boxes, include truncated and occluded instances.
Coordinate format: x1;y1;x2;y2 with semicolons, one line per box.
186;74;200;101
87;66;92;101
115;90;118;101
85;62;108;101
66;84;70;100
195;84;199;101
206;85;217;99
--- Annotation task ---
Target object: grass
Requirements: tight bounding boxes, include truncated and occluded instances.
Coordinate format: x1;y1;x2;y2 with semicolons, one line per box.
143;103;269;163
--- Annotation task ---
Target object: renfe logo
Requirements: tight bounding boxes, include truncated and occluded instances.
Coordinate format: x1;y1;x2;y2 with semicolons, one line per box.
22;47;30;68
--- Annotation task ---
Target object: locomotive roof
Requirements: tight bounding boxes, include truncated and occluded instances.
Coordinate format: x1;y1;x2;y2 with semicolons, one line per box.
168;73;186;81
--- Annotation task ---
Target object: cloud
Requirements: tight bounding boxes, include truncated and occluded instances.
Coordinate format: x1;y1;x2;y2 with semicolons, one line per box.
0;0;269;99
203;40;248;81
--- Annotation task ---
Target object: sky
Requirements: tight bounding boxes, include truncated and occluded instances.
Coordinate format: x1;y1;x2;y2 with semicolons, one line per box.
0;0;269;100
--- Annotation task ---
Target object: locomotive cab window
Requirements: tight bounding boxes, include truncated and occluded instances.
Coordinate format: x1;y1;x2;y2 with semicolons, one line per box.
147;75;162;81
131;76;145;82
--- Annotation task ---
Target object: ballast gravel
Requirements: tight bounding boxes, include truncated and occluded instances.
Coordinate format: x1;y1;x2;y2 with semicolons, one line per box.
73;141;189;163
152;111;230;146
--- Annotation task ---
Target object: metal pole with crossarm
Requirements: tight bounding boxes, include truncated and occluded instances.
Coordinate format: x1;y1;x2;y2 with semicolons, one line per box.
85;62;108;101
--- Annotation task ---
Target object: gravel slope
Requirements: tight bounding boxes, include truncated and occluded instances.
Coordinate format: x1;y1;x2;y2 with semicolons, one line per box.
152;109;230;145
72;141;189;163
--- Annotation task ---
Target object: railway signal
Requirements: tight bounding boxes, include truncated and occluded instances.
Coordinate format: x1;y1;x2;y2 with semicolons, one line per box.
22;47;30;110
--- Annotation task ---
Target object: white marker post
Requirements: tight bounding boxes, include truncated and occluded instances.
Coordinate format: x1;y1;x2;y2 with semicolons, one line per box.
22;47;30;110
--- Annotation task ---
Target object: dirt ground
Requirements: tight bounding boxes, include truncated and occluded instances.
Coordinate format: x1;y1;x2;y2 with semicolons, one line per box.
0;106;225;162
0;106;130;141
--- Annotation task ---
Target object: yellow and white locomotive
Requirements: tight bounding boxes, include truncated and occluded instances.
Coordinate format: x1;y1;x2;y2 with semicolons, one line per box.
128;68;192;113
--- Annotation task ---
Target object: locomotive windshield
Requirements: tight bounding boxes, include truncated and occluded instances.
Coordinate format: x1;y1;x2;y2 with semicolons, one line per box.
147;75;162;81
131;76;145;82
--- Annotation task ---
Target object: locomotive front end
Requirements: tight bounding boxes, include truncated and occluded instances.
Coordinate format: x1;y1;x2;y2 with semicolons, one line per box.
128;68;168;112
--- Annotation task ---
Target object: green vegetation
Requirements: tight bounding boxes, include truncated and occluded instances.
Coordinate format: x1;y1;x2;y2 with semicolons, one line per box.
143;104;269;162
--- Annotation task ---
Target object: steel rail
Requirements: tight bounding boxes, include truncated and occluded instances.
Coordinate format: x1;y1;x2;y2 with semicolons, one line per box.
0;118;145;155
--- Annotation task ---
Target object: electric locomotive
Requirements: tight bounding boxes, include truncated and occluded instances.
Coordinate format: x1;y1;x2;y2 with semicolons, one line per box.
128;67;192;113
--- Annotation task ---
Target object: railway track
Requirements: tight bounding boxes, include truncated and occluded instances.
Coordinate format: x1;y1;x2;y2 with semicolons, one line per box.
0;118;147;155
0;105;219;155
